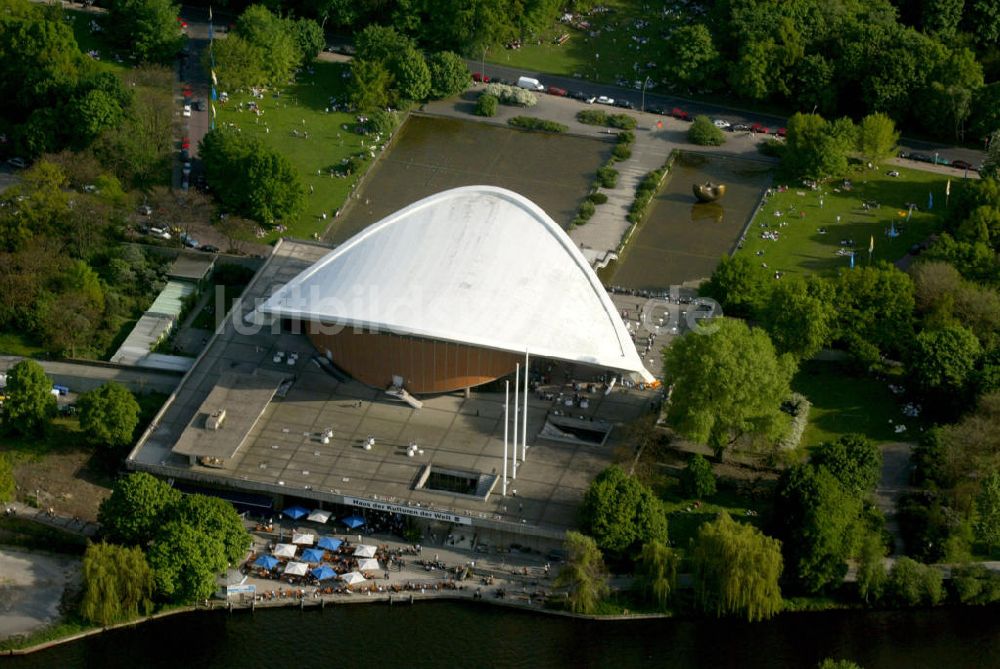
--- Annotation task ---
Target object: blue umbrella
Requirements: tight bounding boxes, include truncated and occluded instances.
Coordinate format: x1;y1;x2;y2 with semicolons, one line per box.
300;547;325;563
253;555;279;570
311;564;337;580
341;514;365;529
282;506;309;520
317;536;343;551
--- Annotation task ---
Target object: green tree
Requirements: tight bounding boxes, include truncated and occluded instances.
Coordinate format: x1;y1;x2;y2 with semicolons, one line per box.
688;115;726;146
917;47;984;141
170;494;249;565
427;51;470;99
783;113;854;179
856;113;900;168
235;5;300;85
367;109;398;137
884;557;944;606
0;453;14;504
98;472;181;546
811;434;882;496
390;46;431;102
856;531;887;604
952;564;1000;604
554;531;609;614
2;359;55;437
909;325;982;397
634;540;679;609
105;0;182;63
289;18;324;64
975;471;1000;554
681;454;717;499
354;24;414;64
200;128;303;223
980;131;1000;180
700;255;769;319
80;542;154;625
664;318;795;458
77;381;141;449
818;661;863;669
210;35;265;90
832;264;915;362
148;519;227;602
691;512;783;621
776;464;863;593
581;465;668;556
760;275;834;359
350;59;393;113
663;24;719;87
969;83;1000;142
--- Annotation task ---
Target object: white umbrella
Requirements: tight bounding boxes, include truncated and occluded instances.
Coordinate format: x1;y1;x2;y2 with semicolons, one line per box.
339;571;366;586
357;558;380;572
273;543;297;558
353;544;377;558
284;561;309;576
292;532;315;545
307;509;332;523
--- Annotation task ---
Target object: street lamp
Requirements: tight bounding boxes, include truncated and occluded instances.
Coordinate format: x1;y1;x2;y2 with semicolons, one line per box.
641;76;653;113
481;47;488;82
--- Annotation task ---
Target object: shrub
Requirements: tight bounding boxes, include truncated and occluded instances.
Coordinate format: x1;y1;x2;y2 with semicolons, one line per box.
475;93;498;117
617;130;636;146
589;192;608;204
608;114;637;130
483;83;537;106
681;454;717;498
577;199;596;221
628;166;666;222
612;143;632;161
508;116;568;133
759;138;785;157
688;115;726;146
596;165;618;188
952;564;1000;605
577;109;608;126
884;557;944;607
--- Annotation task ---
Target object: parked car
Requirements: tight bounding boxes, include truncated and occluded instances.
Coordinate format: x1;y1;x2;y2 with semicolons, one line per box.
471;72;489;83
751;122;769;134
180;148;190;161
732;123;751;132
713;119;731;130
6;157;26;169
671;107;691;121
181;137;191;149
647;105;666;115
194;99;206;111
182;162;192;176
199;244;220;253
182;104;191;117
951;159;974;170
569;90;588;101
180;233;198;248
910;153;932;162
138;204;153;216
546;86;568;97
596;95;614;105
775;127;787;137
614;99;634;109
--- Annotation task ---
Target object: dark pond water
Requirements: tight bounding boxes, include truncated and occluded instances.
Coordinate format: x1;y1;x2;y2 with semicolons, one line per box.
327;115;611;244
603;153;772;290
9;601;1000;669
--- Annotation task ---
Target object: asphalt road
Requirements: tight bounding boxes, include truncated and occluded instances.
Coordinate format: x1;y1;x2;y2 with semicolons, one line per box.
471;61;988;168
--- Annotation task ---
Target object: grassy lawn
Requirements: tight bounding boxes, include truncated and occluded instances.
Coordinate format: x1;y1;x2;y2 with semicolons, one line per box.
792;360;922;446
656;476;769;548
491;0;684;90
214;61;386;242
0;332;47;357
65;9;132;75
736;165;953;277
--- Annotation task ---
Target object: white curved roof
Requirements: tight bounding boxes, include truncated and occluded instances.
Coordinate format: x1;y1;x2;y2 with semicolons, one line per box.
258;186;652;380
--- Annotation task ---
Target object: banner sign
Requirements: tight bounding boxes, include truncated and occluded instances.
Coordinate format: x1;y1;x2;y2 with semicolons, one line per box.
343;496;472;525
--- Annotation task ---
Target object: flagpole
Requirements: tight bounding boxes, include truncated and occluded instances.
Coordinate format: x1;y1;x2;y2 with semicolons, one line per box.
503;380;508;496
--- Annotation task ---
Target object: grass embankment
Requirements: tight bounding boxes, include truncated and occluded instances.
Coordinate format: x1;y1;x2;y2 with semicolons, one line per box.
214;61;392;242
737;165;951;276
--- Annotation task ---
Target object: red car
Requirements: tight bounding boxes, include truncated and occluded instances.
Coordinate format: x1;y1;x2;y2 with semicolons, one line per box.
775;127;787;137
751;122;770;134
181;137;191;149
471;72;490;83
546;86;568;97
671;107;691;121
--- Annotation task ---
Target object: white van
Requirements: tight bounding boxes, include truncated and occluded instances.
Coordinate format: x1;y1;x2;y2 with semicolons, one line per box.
517;76;545;91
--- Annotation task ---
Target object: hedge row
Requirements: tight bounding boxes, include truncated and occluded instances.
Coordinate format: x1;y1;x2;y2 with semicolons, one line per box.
576;110;638;130
507;116;568;133
483;83;537;107
475;93;498;117
627;165;667;223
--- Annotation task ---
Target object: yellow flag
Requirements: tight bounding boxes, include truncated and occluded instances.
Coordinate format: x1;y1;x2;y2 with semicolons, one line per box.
869;235;874;253
208;6;212;21
211;104;216;118
946;179;951;196
211;69;218;87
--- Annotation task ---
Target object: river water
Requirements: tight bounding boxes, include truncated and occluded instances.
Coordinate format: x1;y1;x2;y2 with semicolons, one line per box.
9;601;1000;668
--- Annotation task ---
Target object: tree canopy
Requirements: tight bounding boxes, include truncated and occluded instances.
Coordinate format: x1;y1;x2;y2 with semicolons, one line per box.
699;255;768;319
78;381;141;449
2;359;55;437
554;531;609;614
80;542;154;625
634;540;679;610
98;472;182;546
663;318;796;457
105;0;182;63
691;512;783;621
681;454;717;499
810;434;883;496
581;465;668;557
688;115;726;146
148;519;228;602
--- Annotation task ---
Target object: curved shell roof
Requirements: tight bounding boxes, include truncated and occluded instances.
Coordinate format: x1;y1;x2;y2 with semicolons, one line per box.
258;186;653;381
